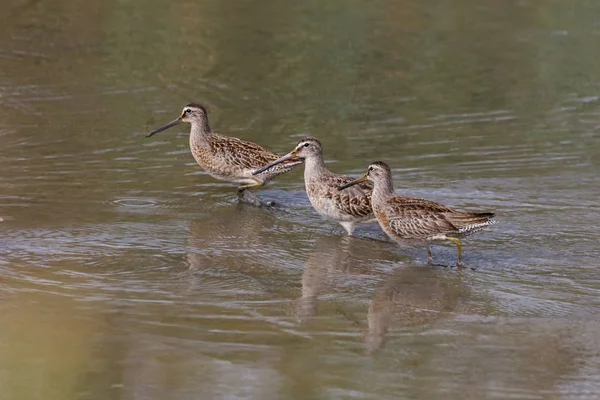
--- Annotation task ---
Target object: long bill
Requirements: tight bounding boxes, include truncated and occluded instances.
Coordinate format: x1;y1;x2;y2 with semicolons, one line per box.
338;174;369;191
252;150;299;175
146;118;182;138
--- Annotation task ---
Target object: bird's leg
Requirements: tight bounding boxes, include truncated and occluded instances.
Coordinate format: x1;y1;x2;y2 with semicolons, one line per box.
446;237;464;267
236;180;275;208
236;189;263;207
426;244;433;264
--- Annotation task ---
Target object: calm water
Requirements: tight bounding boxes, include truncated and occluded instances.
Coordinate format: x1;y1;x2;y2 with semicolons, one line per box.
1;0;600;399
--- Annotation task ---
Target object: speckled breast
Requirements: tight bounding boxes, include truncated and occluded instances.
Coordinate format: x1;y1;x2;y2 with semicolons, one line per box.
190;144;247;183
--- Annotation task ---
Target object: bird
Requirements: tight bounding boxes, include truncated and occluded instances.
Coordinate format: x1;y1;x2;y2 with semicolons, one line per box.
145;103;302;207
252;137;375;235
338;161;496;266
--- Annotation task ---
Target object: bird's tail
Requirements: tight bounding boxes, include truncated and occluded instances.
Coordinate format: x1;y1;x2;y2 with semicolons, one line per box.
447;212;497;234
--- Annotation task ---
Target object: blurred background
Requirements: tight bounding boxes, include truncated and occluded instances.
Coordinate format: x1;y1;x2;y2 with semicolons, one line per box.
1;0;600;399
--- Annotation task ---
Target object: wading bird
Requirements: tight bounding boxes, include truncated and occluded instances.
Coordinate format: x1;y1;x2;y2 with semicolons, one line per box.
339;161;496;266
146;104;301;207
253;137;375;235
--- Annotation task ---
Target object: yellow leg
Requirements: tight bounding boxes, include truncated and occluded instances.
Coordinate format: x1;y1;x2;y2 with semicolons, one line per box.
446;237;463;267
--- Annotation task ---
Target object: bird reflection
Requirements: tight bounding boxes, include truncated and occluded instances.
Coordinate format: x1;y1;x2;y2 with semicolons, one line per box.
292;235;471;353
181;204;296;301
185;205;281;271
185;206;470;355
290;235;397;321
365;265;468;352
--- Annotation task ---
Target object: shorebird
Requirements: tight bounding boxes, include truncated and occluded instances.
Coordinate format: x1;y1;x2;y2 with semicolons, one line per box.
339;161;496;266
146;103;301;207
253;137;375;235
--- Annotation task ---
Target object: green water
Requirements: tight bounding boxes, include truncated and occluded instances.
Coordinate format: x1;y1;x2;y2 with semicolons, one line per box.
1;0;599;399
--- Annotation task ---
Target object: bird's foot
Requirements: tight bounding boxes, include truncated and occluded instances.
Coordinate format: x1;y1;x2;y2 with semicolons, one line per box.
457;261;476;271
237;190;277;208
428;261;452;269
427;261;475;271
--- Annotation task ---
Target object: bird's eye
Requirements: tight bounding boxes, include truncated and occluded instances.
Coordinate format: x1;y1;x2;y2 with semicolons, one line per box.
185;109;192;114
368;166;374;172
303;143;310;147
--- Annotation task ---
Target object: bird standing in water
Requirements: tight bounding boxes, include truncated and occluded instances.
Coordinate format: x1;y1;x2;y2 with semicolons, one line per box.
253;137;375;235
146;104;302;207
339;161;496;266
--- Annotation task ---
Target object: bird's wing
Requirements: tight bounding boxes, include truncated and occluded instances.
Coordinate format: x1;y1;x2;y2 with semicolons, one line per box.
309;174;374;218
381;196;459;238
209;134;284;170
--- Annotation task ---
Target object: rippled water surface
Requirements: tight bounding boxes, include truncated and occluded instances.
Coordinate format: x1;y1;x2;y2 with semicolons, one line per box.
1;0;600;399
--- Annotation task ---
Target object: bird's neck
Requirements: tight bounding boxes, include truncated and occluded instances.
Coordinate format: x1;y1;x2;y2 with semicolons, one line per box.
304;154;327;180
371;178;395;203
190;120;212;144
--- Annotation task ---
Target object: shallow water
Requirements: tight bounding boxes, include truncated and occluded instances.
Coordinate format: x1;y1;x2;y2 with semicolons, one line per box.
1;0;600;399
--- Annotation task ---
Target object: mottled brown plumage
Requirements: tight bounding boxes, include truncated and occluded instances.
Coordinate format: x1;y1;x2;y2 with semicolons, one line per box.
339;161;497;266
252;137;375;235
146;104;301;206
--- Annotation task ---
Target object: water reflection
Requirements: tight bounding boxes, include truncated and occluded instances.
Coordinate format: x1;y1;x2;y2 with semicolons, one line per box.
183;205;295;280
365;266;467;352
291;236;392;321
290;235;473;353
